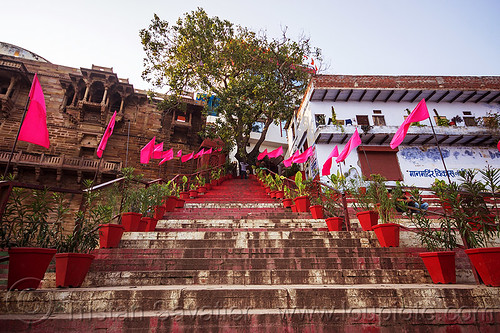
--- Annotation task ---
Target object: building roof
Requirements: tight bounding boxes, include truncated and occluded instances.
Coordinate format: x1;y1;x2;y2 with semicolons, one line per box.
308;75;500;104
0;42;50;63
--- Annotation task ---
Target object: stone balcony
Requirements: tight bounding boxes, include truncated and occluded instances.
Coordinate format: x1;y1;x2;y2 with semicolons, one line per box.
314;124;500;147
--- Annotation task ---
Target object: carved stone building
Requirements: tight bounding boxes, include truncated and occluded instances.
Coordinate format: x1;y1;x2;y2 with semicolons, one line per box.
0;42;207;189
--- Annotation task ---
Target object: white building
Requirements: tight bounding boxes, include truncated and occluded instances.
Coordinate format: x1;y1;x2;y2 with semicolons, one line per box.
287;75;500;187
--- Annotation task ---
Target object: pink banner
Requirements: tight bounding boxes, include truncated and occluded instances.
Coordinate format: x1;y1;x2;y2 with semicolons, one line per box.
390;99;429;149
96;111;116;158
336;129;361;163
140;137;155;164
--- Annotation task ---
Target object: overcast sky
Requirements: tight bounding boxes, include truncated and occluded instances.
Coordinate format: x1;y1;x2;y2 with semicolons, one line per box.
2;0;499;91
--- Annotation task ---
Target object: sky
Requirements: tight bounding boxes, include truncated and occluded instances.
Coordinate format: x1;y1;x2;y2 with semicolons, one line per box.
1;0;499;91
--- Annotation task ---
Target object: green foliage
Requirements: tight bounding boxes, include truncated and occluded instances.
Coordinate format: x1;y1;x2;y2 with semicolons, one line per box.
140;8;322;164
195;174;206;187
478;111;500;129
294;171;307;197
273;174;285;191
181;175;189;192
365;174;395;224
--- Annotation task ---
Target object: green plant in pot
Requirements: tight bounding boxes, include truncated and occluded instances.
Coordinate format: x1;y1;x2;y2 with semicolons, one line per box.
189;182;198;198
117;167;143;232
293;171;310;212
282;185;294;208
406;186;458;284
1;186;65;290
179;175;190;200
366;174;400;247
55;180;108;288
273;174;285;199
196;174;207;194
322;186;345;231
309;194;324;219
347;173;376;231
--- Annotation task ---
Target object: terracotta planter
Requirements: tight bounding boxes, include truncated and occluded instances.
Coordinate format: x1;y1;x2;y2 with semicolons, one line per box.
121;212;142;232
356;210;379;231
310;205;324;219
55;253;95;288
189;190;198;198
294;196;310;212
325;217;343;231
372;223;400;247
465;247;500;286
282;198;293;208
419;251;456;284
176;198;185;208
198;186;207;195
154;205;166;220
179;191;190;200
99;223;124;248
7;247;57;290
164;196;177;212
275;190;284;199
142;217;158;232
291;204;297;212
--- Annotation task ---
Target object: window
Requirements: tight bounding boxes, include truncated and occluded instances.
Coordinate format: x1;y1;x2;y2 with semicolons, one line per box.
356;115;370;126
280;120;287;137
315;114;326;127
358;146;402;181
373;110;382;114
372;115;386;126
464;117;477;126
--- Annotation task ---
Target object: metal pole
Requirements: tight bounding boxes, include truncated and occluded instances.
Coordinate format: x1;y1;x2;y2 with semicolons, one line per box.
3;96;31;178
428;118;452;183
125;120;130;168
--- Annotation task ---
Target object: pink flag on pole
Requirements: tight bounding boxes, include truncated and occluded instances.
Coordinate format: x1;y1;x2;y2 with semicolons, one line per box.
152;142;164;159
96;111;116;158
203;148;213;155
18;74;50;148
140;137;155;164
293;146;314;164
321;145;339;176
257;149;268;161
181;152;194;163
283;150;300;167
336;129;361;163
390;99;430;149
498;139;500;152
194;148;205;159
176;150;182;157
267;146;283;159
158;149;174;165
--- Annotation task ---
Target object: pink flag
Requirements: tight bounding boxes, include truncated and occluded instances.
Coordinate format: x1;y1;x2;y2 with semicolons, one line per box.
194;148;205;159
321;145;339;176
390;99;430;149
140;137;155;164
267;146;283;158
257;149;268;161
152;142;164;159
216;148;222;152
336;129;361;163
176;150;182;157
96;111;116;158
283;150;300;167
158;149;174;165
181;152;194;163
18;74;50;148
203;148;213;155
498;139;500;152
293;146;314;164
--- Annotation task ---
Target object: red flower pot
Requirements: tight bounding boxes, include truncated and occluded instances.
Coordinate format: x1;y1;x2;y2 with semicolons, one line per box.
176;198;185;208
7;247;56;290
282;198;293;208
99;223;124;248
206;183;212;190
356;210;379;231
372;223;400;247
179;192;190;200
270;190;277;199
198;186;207;195
142;217;158;232
325;217;343;231
55;253;95;288
138;217;149;231
265;186;271;194
164;196;177;212
294;196;310;212
419;251;456;284
275;190;284;199
189;190;198;198
465;247;500;287
121;212;142;232
154;205;166;219
310;205;324;219
291;204;297;212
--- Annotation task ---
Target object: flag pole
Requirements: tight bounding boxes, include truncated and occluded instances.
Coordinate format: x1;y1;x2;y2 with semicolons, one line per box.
428;118;452;183
3;96;31;179
125;120;130;168
358;134;373;176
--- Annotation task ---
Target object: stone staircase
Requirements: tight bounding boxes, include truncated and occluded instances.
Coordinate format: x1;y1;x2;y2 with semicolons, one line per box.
1;177;500;332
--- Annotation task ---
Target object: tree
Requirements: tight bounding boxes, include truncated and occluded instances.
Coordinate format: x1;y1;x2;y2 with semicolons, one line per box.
140;8;322;164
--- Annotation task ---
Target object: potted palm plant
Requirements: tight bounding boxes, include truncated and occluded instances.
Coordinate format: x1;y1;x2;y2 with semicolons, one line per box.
273;174;285;199
368;175;400;247
196;174;207;195
189;183;198;198
282;186;294;208
1;185;63;290
407;187;458;284
55;180;104;288
293;171;310;212
323;186;345;231
179;175;190;200
349;174;378;231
